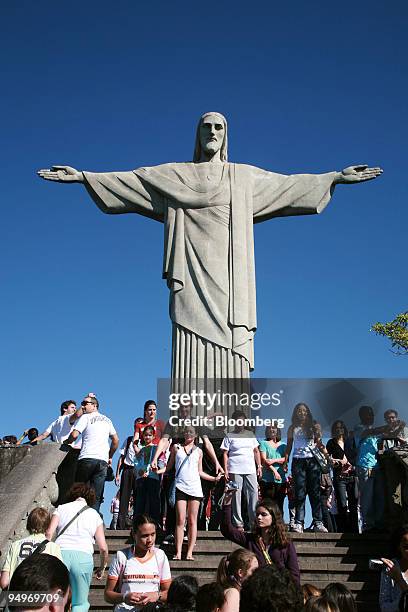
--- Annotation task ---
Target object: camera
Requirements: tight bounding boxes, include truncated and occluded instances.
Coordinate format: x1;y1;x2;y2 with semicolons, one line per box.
225;480;239;491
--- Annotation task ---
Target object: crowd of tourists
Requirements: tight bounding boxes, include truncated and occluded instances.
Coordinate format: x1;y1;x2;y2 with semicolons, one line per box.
1;394;408;611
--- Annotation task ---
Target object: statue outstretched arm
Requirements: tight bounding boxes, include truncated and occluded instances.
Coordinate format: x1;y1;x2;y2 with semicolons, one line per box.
38;165;164;221
251;163;383;223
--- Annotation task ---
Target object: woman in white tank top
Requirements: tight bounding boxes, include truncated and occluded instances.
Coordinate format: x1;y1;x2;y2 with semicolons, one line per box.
166;426;223;560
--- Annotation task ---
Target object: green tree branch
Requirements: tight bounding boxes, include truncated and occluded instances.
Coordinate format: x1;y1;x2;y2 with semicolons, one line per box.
371;312;408;355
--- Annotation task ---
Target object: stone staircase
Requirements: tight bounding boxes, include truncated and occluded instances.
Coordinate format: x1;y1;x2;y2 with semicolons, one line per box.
90;529;387;611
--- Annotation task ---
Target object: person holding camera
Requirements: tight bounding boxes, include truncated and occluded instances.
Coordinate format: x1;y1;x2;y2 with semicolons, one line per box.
220;488;300;583
379;526;408;611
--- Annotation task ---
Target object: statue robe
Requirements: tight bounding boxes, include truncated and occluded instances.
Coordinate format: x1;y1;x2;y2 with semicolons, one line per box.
83;163;336;380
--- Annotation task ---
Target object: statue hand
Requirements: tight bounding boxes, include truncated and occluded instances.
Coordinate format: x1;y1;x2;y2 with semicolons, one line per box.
37;165;83;183
337;165;383;184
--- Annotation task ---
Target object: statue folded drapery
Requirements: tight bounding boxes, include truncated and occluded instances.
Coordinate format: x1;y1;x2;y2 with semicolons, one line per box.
83;162;337;379
38;111;382;390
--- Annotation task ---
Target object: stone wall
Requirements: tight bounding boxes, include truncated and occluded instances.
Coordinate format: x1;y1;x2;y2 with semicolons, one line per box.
0;446;31;483
0;443;67;566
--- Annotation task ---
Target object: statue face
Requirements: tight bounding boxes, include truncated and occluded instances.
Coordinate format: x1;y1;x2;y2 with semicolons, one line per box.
199;114;225;157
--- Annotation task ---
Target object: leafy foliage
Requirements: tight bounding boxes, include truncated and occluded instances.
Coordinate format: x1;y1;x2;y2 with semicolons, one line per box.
372;312;408;355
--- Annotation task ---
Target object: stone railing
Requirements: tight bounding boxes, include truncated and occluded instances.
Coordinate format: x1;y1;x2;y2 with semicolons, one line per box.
0;443;67;564
0;445;31;482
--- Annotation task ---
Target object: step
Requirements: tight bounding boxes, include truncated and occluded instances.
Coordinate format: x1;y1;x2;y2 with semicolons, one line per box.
92;529;386;612
163;556;379;571
103;529;389;543
89;576;380;611
294;544;387;556
95;540;388;557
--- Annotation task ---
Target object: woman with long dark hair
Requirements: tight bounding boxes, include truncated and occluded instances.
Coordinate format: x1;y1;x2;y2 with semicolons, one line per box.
285;402;329;533
133;400;165;445
326;420;358;533
216;548;258;612
221;493;300;583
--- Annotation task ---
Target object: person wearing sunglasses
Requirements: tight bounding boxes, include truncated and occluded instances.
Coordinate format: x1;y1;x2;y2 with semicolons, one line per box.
65;396;119;512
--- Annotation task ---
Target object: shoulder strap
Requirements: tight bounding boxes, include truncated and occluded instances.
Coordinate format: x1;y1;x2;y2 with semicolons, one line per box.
30;538;49;557
175;447;193;480
258;537;274;566
153;549;165;590
113;548;131;593
55;505;91;540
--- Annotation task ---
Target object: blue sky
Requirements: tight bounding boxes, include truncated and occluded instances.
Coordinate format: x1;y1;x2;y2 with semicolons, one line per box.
1;1;407;514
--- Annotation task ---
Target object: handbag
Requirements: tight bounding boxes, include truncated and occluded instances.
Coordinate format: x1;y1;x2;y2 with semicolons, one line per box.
338;460;355;480
168;447;193;508
309;444;330;474
105;466;115;482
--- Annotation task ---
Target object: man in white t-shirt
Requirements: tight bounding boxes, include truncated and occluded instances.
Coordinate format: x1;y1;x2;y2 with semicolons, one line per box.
221;415;261;530
31;400;82;504
31;400;79;444
66;395;119;512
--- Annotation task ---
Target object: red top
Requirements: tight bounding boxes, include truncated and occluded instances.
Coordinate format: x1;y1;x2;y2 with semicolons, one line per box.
134;419;165;445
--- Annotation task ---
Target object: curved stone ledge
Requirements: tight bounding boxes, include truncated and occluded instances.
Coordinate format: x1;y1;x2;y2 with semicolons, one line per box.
0;446;31;482
0;443;67;565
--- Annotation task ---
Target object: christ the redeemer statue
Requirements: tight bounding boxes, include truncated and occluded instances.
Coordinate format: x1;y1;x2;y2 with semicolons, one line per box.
38;112;382;383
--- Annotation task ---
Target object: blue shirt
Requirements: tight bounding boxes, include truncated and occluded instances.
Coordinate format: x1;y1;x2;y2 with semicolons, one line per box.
354;423;378;469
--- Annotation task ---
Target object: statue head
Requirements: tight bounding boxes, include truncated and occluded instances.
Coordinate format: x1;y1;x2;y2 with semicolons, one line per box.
193;111;228;162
